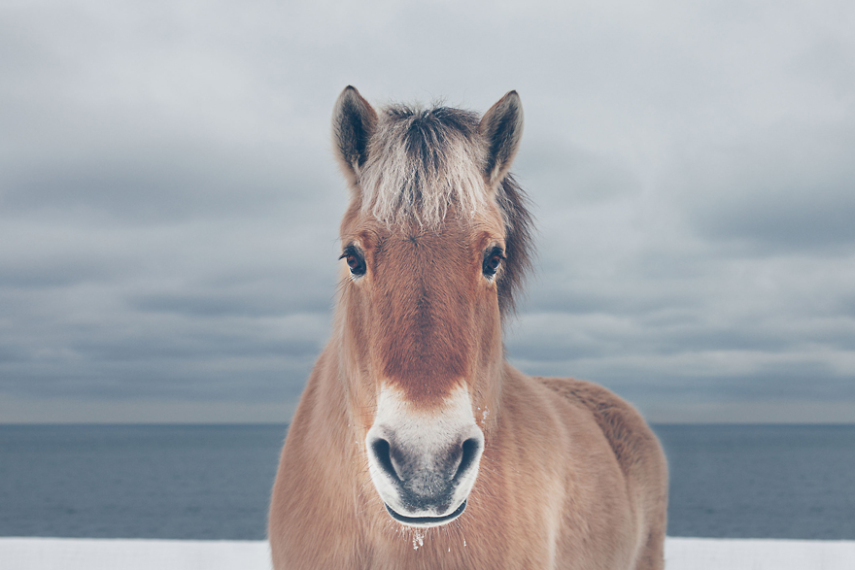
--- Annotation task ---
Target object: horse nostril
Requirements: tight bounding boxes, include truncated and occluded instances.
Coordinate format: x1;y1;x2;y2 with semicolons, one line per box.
371;438;401;481
455;438;480;480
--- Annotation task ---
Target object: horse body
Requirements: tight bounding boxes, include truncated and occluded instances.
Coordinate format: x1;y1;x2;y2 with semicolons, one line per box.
269;87;667;569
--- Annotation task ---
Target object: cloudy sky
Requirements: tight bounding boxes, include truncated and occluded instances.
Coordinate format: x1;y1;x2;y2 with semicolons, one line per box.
1;0;853;422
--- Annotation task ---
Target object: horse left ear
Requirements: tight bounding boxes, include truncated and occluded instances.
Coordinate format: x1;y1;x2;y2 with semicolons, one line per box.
480;91;524;186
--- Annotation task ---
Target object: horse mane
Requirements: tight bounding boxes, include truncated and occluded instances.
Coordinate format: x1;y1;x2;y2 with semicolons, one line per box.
495;174;534;316
357;104;534;317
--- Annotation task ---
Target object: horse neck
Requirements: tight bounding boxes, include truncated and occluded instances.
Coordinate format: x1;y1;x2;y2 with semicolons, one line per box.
297;331;361;459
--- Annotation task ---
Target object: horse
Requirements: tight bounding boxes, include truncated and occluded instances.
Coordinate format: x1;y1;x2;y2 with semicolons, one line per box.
269;86;668;569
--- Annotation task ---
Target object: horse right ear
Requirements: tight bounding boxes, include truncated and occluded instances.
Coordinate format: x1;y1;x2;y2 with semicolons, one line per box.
332;86;377;184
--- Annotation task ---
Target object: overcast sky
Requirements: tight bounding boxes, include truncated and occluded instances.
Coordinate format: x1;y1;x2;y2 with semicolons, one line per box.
1;0;853;422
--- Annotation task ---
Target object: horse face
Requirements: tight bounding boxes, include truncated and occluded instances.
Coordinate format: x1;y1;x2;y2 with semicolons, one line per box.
332;86;524;527
340;212;505;526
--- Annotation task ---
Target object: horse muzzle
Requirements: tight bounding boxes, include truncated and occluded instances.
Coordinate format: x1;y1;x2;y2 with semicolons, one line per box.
365;386;485;527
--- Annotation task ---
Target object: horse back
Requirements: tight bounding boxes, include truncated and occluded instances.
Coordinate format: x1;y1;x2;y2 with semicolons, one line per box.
534;376;668;570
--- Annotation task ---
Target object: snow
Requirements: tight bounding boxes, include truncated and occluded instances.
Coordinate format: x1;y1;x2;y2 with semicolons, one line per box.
1;536;854;569
665;537;855;569
0;538;272;570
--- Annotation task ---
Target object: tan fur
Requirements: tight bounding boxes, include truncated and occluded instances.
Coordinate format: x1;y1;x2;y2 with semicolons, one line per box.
269;89;667;569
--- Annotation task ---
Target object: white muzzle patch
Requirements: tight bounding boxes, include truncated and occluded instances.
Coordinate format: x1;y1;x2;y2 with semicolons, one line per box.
365;385;484;527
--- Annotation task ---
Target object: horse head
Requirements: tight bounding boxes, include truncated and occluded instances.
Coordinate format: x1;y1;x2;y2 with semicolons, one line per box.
332;86;531;527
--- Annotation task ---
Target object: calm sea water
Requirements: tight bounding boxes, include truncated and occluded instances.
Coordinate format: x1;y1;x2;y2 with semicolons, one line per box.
1;424;853;540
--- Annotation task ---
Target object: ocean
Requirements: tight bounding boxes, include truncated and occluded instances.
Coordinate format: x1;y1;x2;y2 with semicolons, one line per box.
1;424;853;540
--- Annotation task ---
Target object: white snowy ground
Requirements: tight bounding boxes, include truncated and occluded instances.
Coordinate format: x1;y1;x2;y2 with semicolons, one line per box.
2;537;854;569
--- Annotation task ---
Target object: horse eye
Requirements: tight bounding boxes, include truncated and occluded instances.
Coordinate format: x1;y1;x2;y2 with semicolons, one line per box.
340;248;366;276
483;249;504;278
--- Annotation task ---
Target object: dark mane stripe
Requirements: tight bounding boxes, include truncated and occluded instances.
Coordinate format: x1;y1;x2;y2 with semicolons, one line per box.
359;104;485;227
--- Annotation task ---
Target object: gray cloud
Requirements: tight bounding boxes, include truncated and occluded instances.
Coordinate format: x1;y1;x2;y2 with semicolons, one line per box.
671;125;855;252
1;0;854;422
